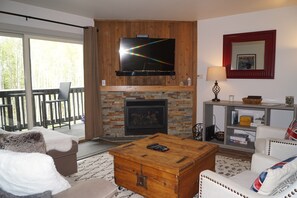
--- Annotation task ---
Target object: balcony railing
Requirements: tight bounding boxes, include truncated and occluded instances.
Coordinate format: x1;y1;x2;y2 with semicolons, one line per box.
0;87;84;131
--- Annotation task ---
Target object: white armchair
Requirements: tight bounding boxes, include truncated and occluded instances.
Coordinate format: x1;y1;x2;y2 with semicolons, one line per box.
255;125;297;160
199;126;297;198
199;152;297;198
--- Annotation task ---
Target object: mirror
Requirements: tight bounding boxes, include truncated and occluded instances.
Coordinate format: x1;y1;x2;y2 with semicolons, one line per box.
223;30;276;79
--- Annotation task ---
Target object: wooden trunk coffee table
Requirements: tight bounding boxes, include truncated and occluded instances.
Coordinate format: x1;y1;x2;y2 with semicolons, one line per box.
109;133;218;198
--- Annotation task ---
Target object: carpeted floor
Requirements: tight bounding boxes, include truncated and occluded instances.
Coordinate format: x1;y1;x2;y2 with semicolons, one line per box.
68;152;251;197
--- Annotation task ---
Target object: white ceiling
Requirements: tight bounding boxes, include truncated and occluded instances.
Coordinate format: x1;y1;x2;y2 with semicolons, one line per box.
9;0;297;21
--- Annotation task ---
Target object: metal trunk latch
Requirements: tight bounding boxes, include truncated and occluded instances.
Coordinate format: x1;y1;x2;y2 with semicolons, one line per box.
136;166;147;189
136;173;147;189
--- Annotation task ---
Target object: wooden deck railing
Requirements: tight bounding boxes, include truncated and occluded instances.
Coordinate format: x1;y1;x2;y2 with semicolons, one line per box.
0;87;84;131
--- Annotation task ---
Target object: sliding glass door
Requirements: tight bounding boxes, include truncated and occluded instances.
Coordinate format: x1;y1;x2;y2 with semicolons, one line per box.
29;37;84;137
0;32;84;137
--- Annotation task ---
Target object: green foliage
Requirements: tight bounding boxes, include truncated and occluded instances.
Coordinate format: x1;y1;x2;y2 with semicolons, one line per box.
0;36;83;90
0;36;24;89
30;39;84;89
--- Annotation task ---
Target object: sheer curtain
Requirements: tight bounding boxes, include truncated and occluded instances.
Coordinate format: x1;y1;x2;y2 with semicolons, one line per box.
83;27;103;139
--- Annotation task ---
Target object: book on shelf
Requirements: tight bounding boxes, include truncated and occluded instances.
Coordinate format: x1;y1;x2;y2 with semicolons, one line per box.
229;139;248;145
230;133;248;141
229;134;249;145
250;122;264;127
231;110;239;125
230;135;248;142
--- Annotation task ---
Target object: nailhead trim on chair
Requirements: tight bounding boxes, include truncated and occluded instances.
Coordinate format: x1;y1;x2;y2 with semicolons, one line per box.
200;174;297;198
267;140;297;156
199;174;249;198
285;188;297;198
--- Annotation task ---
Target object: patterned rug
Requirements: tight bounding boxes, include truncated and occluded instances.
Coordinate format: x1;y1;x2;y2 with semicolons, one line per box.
68;152;251;197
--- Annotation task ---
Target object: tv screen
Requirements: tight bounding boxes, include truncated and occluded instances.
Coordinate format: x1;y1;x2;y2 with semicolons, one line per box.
118;38;175;75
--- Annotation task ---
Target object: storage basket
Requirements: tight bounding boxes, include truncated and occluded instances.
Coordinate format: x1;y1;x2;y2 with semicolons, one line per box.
242;97;262;104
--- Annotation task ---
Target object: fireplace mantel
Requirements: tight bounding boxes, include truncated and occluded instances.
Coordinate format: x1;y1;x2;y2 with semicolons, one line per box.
99;86;194;92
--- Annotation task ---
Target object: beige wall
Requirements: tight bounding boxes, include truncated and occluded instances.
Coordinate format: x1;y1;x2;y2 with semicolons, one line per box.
197;6;297;128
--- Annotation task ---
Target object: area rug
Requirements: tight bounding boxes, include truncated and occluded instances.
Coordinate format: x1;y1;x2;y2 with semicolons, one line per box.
68;152;251;198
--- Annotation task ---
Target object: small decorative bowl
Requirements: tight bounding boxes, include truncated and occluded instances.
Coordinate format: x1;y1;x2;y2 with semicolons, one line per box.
242;97;262;104
215;131;224;141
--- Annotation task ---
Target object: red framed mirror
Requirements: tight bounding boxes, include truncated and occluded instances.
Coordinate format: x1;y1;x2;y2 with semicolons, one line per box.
223;30;276;79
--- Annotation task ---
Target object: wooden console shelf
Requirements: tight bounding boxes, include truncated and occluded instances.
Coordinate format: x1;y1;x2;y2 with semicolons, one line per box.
203;100;297;152
99;86;194;92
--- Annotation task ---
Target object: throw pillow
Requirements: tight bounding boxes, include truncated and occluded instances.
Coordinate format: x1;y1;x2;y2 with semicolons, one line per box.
0;150;70;196
285;119;297;140
0;132;46;153
251;155;297;195
0;188;52;198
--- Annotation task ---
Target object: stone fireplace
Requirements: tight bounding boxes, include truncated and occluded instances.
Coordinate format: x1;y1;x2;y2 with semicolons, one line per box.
124;99;168;136
100;86;194;138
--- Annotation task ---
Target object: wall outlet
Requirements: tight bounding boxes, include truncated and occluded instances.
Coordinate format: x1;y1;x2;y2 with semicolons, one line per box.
102;80;106;86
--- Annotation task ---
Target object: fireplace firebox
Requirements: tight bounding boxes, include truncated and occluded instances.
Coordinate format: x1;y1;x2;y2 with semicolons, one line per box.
124;99;168;136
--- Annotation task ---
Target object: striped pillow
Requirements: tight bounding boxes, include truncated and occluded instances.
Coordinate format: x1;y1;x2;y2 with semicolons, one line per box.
251;155;297;195
285;119;297;140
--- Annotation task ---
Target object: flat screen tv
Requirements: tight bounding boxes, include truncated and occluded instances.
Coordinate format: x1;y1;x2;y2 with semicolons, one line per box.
116;37;175;76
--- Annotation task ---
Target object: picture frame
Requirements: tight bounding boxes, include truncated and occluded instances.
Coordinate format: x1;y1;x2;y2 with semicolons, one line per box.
223;30;276;79
236;54;256;70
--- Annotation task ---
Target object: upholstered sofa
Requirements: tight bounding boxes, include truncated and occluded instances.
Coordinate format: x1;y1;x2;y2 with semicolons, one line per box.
30;127;79;176
1;126;79;176
0;149;117;198
0;129;118;198
53;178;117;198
47;141;78;176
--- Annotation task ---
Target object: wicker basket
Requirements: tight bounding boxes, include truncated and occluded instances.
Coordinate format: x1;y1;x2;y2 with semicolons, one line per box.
242;97;262;104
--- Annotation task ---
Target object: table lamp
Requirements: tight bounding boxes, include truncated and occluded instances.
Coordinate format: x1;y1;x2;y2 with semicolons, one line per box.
206;66;226;102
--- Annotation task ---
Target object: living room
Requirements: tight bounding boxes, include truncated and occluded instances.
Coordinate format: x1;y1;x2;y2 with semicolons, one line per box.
1;1;296;134
1;0;297;197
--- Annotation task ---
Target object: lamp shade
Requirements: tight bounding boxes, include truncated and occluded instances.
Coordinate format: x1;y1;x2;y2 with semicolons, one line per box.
206;66;227;81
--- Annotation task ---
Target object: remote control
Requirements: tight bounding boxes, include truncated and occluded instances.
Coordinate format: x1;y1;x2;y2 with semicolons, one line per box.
146;143;159;149
146;143;169;152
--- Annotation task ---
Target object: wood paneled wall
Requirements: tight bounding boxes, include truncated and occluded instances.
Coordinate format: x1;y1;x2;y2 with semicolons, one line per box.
95;20;197;86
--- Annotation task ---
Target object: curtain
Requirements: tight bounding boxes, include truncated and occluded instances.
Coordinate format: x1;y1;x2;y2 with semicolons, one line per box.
83;27;103;139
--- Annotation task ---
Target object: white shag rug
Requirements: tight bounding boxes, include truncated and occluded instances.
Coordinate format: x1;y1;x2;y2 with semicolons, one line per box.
68;152;251;198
